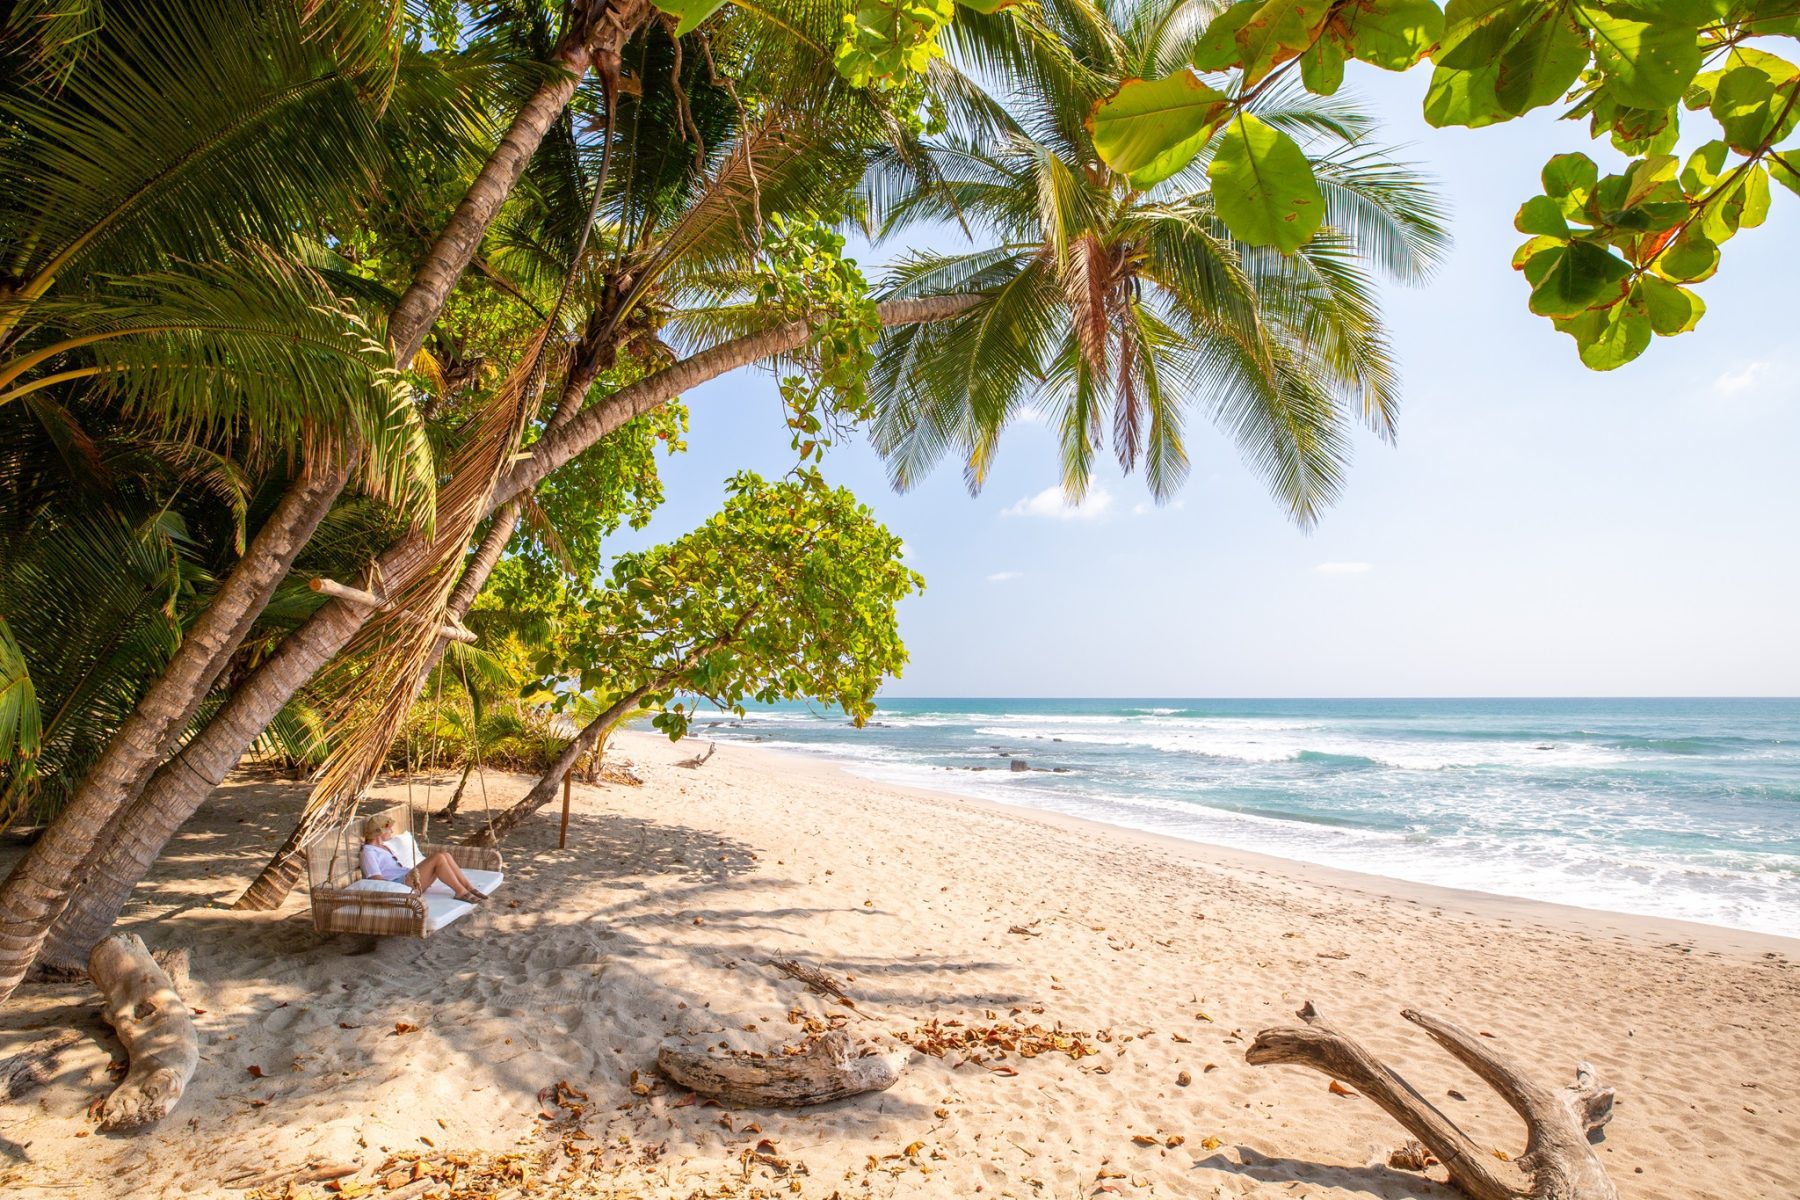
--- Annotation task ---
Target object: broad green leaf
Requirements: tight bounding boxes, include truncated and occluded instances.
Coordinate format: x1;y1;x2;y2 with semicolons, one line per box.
1657;226;1719;281
1300;35;1345;94
956;0;1015;11
1522;240;1631;317
1743;0;1800;35
1515;195;1570;237
1208;113;1325;253
1423;61;1511;127
1594;155;1685;231
1772;153;1800;197
1556;299;1652;370
1541;152;1599;213
1511;233;1563;269
651;0;727;36
1635;275;1705;336
1605;103;1679;155
1233;0;1332;86
1495;7;1590;115
1711;163;1773;238
1556;298;1651;368
1679;140;1729;193
1341;0;1443;71
1711;66;1800;151
1587;9;1703;109
1089;71;1228;187
1192;1;1262;71
1437;0;1534;70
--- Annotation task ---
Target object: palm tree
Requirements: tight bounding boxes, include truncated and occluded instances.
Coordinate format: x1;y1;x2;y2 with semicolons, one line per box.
865;0;1448;524
0;0;648;996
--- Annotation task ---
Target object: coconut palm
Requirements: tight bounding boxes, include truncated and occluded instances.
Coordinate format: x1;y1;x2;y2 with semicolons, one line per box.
866;0;1448;524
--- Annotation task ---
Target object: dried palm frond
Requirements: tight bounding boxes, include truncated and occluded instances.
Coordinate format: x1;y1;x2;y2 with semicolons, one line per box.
299;320;559;815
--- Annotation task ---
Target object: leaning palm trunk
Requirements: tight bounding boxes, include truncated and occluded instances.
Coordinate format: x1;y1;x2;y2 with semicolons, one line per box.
36;296;980;938
0;7;657;995
0;464;348;990
470;684;652;846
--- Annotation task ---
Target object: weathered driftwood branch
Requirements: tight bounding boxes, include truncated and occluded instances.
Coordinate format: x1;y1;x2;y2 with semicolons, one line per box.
674;742;715;769
1246;1003;1616;1200
0;1027;83;1103
88;933;199;1130
656;1028;907;1108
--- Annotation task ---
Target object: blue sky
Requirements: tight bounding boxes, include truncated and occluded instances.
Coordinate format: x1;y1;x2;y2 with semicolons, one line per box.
607;64;1799;699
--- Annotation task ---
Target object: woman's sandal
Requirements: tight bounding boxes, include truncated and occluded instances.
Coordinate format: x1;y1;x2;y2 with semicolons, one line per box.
458;889;489;903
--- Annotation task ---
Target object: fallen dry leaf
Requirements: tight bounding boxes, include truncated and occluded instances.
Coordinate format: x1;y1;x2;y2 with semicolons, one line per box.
1492;1147;1512;1162
392;1023;419;1036
1130;1135;1159;1146
1328;1080;1356;1098
1200;1136;1223;1151
247;1065;266;1078
1165;1135;1184;1148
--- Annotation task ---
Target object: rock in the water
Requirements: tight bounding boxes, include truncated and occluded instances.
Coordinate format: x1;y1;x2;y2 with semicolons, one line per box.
1010;758;1029;772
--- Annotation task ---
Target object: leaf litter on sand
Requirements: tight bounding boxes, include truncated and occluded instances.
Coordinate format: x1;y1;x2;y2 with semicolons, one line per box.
898;1017;1108;1069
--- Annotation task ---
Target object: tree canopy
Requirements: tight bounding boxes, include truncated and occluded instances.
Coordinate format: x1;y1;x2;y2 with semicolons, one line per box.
1083;0;1800;368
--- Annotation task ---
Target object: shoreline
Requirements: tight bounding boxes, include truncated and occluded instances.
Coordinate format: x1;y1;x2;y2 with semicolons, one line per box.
672;731;1800;961
4;730;1795;1200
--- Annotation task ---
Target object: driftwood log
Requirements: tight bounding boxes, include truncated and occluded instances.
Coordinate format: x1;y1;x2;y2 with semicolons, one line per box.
674;742;715;769
0;1027;83;1104
657;1028;907;1107
1246;1003;1616;1200
88;933;198;1130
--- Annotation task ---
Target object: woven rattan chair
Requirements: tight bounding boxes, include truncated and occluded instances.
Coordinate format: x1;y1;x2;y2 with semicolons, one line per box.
304;802;504;938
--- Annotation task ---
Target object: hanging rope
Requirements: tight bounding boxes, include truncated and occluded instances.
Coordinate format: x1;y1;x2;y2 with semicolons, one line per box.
419;656;448;842
454;646;497;844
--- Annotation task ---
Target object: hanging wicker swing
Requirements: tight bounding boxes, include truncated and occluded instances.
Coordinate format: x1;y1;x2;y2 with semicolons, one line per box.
302;634;505;939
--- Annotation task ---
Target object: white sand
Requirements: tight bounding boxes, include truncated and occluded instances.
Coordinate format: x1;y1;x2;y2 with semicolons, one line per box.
2;730;1796;1199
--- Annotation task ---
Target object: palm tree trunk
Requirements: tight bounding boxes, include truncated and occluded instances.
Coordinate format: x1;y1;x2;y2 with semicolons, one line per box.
24;296;983;954
0;463;347;992
29;586;373;971
384;1;650;363
2;10;660;991
227;499;520;911
471;684;651;847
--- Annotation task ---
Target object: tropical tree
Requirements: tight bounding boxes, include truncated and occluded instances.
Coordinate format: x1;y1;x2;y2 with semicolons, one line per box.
475;468;922;844
0;0;655;995
1;0;1447;998
866;0;1447;523
1085;0;1800;368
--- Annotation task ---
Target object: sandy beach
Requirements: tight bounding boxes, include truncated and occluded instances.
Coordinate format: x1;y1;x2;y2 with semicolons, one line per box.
2;730;1795;1200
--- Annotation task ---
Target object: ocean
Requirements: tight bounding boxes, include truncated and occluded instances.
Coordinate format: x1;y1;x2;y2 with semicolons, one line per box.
687;697;1799;937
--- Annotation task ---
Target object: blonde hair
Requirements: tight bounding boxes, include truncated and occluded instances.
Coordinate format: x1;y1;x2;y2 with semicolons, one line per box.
362;814;390;841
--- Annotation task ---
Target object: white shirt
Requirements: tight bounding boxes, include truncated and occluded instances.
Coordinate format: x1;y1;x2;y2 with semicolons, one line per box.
360;841;411;882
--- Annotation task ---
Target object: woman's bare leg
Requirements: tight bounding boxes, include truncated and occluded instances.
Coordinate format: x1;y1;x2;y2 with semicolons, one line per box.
429;851;477;894
409;854;477;897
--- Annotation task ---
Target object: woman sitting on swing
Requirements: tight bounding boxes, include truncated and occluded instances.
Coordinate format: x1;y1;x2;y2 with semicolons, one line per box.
360;815;488;903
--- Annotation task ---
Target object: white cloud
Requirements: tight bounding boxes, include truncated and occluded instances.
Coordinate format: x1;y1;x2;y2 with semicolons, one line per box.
1712;361;1772;397
1314;561;1374;575
1001;485;1114;521
986;570;1024;583
1131;499;1186;517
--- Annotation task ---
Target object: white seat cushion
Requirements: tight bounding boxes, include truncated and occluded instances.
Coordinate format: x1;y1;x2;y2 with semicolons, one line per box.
386;832;424;869
334;867;503;935
423;894;473;932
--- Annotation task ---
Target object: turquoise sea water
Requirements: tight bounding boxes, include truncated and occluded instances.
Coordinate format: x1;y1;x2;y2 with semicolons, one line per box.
690;698;1800;937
